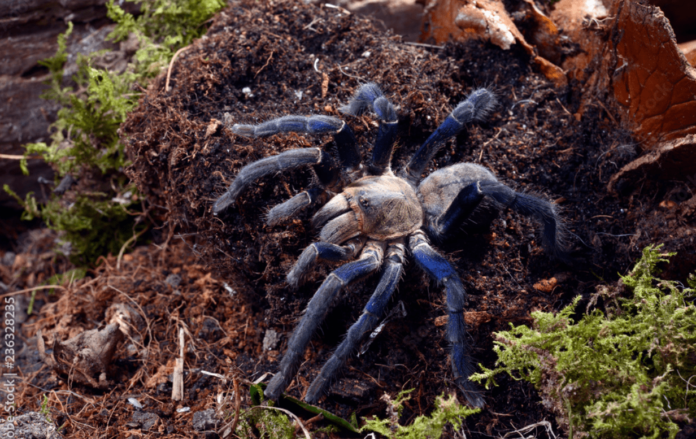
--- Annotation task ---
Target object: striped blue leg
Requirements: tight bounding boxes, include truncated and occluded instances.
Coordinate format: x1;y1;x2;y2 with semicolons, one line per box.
339;83;398;175
405;89;496;182
304;242;406;403
232;115;361;173
213;148;333;215
223;115;359;217
266;187;324;227
265;241;385;400
478;181;567;259
409;231;485;408
286;237;366;288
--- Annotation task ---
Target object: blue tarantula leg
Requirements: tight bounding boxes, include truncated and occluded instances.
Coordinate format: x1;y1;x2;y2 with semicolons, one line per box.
232;115;361;173
332;121;361;173
213;148;332;215
265;241;385;401
286;237;366;288
405;89;496;182
304;241;406;403
232;115;343;137
478;181;566;259
266;187;324;227
409;231;485;408
431;182;484;240
340;83;398;175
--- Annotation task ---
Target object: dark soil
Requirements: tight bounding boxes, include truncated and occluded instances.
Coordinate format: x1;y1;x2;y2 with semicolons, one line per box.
8;0;695;437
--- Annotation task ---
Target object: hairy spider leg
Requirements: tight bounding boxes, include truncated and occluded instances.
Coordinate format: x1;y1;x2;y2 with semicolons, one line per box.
266;187;324;227
221;115;360;219
404;89;496;182
409;231;485;408
232;115;361;173
265;241;385;400
478;181;567;259
429;182;484;240
340;83;398;175
213;148;333;215
304;242;406;404
286;237;366;288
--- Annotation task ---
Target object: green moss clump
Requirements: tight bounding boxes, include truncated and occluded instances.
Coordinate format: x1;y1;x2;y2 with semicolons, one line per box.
233;408;295;439
22;22;139;177
471;245;696;438
7;0;225;264
107;0;225;79
361;390;480;439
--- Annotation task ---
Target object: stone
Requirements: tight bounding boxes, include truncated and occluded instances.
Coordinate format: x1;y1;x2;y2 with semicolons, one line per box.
0;411;64;439
131;411;159;431
192;408;218;431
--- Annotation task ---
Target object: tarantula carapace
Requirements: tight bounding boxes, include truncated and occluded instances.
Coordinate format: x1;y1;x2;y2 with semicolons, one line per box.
214;84;564;407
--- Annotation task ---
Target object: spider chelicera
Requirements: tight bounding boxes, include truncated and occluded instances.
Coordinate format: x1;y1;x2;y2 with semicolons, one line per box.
213;83;565;407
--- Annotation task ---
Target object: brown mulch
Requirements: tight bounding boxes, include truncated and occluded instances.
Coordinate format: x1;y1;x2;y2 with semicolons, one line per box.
4;0;696;437
7;238;266;438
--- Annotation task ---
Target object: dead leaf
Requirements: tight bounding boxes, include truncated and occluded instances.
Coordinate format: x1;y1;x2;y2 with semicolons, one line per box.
422;0;567;87
533;277;557;293
321;72;329;98
205;118;221;139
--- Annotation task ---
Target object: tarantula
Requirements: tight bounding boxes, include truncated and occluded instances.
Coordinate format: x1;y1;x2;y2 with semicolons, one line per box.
213;84;564;407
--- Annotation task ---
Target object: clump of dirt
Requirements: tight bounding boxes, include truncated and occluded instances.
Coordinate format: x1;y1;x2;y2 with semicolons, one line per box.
12;239;267;437
116;0;695;435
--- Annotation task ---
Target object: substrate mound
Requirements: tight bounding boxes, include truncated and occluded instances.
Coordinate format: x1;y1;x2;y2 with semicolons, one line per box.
119;0;695;434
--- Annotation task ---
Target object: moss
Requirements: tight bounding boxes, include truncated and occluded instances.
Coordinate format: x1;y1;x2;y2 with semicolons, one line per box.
361;390;480;439
232;408;295;439
471;245;696;438
106;0;225;79
233;387;297;439
7;0;225;265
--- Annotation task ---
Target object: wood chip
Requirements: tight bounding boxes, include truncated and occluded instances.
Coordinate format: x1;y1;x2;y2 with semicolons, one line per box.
533;277;558;293
321;72;329;98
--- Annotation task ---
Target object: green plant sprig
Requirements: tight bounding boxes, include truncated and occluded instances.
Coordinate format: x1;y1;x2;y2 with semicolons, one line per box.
471;245;696;439
6;0;225;265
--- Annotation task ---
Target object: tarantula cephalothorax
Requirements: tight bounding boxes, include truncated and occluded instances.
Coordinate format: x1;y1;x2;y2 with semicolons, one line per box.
213;84;565;407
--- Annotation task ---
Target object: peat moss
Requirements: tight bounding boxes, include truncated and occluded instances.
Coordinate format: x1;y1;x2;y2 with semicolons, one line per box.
472;245;696;438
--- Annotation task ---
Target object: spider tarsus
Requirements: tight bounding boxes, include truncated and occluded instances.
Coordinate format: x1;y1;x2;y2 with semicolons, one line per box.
455;377;487;408
265;188;322;227
230;123;256;137
453;88;497;123
339;82;385;116
286;244;319;288
212;192;235;216
513;192;568;260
